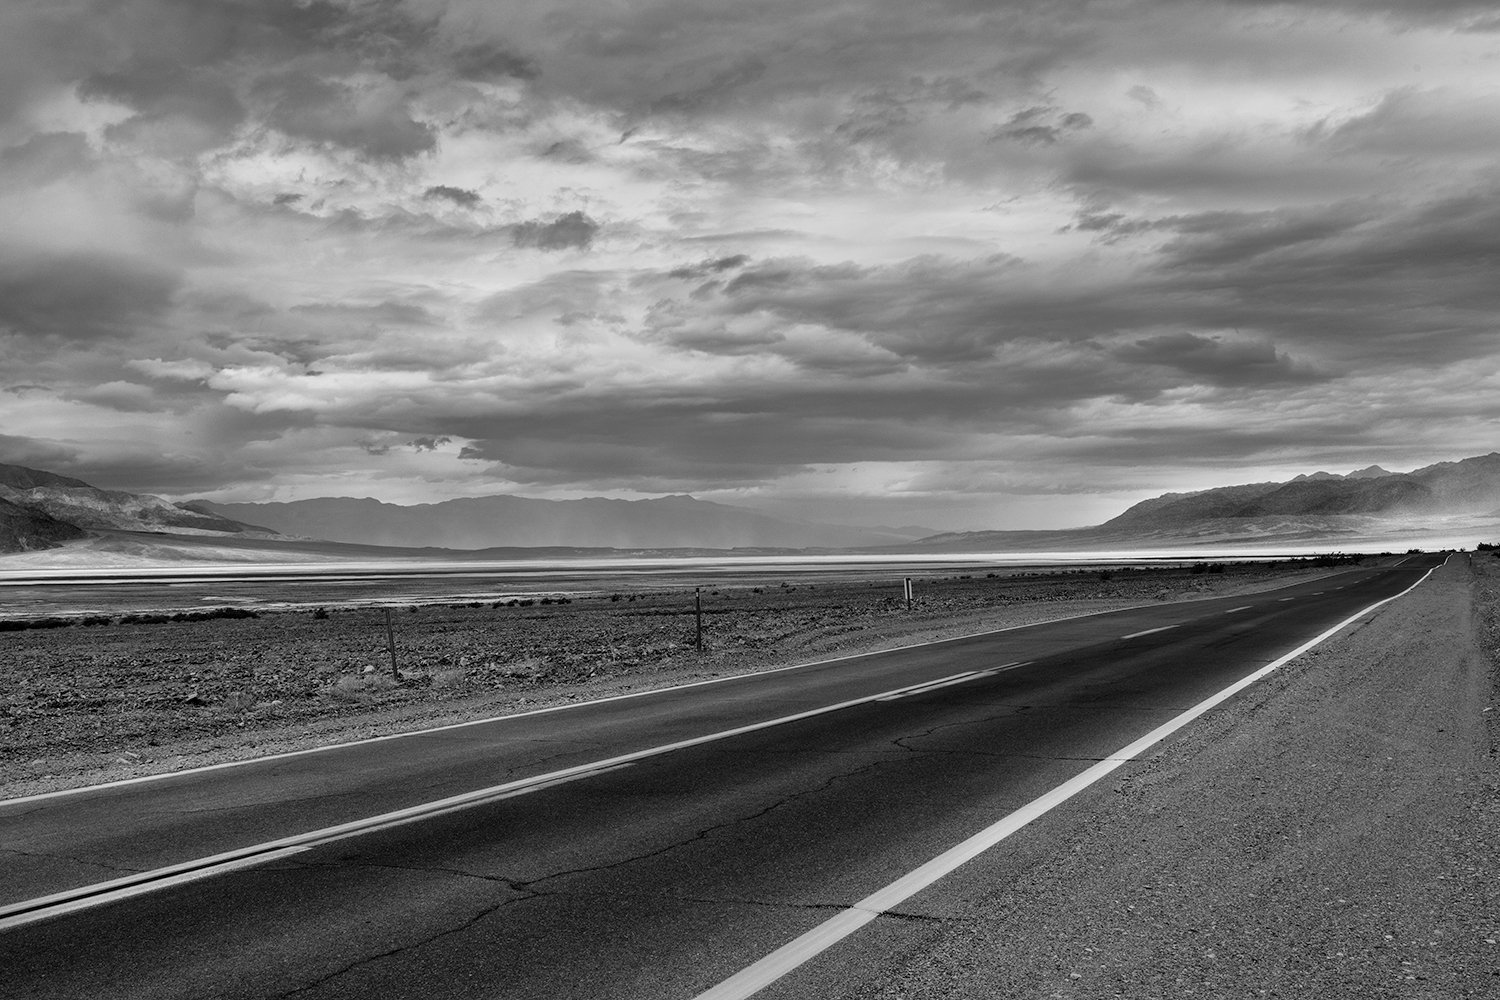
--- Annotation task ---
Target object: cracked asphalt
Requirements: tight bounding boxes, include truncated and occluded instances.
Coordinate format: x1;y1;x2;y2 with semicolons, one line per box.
0;555;1463;999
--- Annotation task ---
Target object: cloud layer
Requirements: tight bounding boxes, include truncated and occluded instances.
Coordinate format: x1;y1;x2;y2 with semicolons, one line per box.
1;0;1496;528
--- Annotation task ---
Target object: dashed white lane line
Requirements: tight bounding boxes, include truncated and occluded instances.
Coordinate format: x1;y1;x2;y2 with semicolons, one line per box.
0;664;1019;931
875;662;1032;701
1278;597;1296;602
1120;625;1178;640
691;559;1444;1000
1224;606;1253;614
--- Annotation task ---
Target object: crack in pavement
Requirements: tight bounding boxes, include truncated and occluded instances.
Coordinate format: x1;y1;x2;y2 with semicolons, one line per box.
268;756;914;994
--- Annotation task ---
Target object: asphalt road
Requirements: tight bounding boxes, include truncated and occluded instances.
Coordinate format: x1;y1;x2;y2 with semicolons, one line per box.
0;554;1445;999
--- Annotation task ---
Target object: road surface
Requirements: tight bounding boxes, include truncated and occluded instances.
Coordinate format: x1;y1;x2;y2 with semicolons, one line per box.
0;555;1445;998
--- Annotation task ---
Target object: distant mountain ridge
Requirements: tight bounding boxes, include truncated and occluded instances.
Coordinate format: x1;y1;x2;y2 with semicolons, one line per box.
907;452;1500;552
0;463;268;553
1102;453;1500;529
198;494;933;550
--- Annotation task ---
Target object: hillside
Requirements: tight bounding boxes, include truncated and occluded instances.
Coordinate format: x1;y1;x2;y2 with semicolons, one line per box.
0;464;270;554
905;452;1500;553
1102;453;1500;529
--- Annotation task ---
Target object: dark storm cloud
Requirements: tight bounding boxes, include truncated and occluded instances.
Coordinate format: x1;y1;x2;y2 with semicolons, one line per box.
650;55;768;114
1113;332;1321;386
0;252;179;341
510;211;600;251
423;185;482;207
666;254;750;279
451;394;955;490
409;435;451;452
292;300;440;328
1315;87;1500;157
0;433;80;470
990;106;1093;146
29;0;537;162
254;70;436;160
0;132;92;184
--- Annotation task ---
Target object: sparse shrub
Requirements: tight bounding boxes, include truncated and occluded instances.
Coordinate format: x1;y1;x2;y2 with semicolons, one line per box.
428;666;467;689
222;690;256;712
313;607;329;619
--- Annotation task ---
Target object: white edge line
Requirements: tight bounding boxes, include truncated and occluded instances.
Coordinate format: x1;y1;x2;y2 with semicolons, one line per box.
690;556;1445;1000
0;667;1011;930
0;596;1244;807
1119;624;1177;640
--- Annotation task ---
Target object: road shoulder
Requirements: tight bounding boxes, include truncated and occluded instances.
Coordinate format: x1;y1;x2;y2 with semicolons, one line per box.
856;553;1499;999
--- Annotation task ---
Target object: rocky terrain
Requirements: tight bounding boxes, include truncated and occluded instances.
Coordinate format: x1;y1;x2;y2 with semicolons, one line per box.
0;560;1355;798
0;463;266;553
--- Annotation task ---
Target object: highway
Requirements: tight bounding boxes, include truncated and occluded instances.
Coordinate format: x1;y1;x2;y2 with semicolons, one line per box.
0;554;1444;999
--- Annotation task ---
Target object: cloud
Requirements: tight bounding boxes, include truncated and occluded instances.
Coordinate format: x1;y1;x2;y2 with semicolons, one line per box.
423;184;482;207
511;211;601;251
667;254;751;279
0;0;1496;524
0;132;92;185
0;433;80;471
991;106;1094;146
1112;332;1322;386
0;252;179;341
254;70;436;160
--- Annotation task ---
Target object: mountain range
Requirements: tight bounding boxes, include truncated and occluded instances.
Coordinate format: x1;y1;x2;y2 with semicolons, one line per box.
2;452;1497;558
908;453;1500;552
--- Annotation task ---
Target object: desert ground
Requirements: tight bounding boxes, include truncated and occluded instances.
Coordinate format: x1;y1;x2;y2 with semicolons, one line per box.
2;557;1380;799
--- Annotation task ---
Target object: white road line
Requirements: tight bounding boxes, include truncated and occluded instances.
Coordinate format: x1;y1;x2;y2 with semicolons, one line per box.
1278;598;1296;602
1120;625;1177;640
691;559;1443;1000
0;762;632;932
1223;606;1253;614
874;671;983;702
0;666;1017;931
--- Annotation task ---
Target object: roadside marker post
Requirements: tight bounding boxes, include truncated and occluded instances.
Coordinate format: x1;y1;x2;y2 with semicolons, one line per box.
383;607;400;681
904;577;913;611
695;588;704;651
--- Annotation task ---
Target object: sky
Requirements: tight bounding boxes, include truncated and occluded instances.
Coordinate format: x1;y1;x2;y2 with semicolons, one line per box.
1;0;1498;531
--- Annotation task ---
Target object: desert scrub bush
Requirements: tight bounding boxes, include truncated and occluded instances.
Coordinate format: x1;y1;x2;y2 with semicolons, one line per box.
427;666;468;689
0;617;71;631
221;689;256;712
321;672;397;702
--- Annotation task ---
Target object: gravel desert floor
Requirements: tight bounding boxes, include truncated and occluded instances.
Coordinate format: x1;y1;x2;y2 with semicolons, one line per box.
3;559;1359;799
